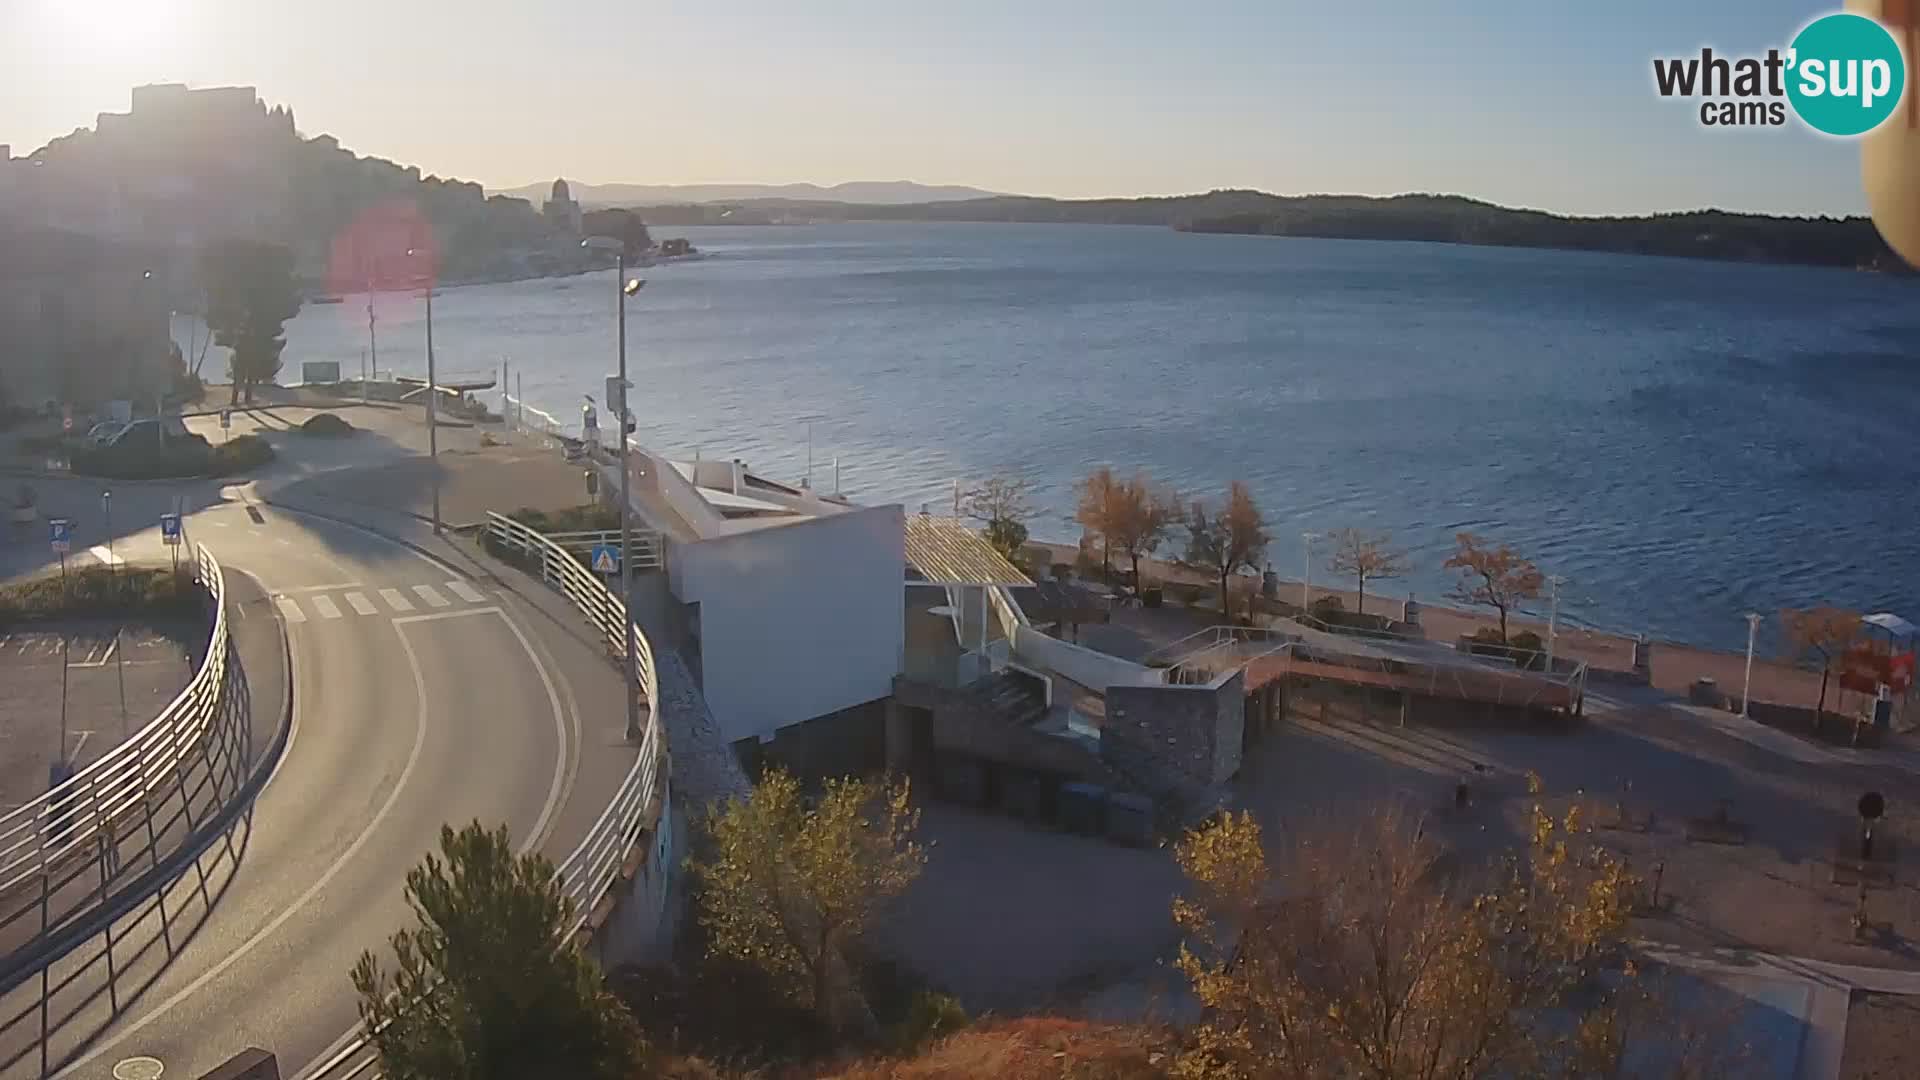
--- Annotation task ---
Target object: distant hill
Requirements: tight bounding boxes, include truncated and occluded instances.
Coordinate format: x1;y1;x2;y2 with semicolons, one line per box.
619;189;1902;272
495;180;1001;207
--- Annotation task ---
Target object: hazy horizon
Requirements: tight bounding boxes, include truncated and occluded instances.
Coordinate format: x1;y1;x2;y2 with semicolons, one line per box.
2;0;1869;218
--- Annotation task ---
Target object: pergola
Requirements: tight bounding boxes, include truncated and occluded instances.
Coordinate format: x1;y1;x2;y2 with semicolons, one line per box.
903;513;1030;656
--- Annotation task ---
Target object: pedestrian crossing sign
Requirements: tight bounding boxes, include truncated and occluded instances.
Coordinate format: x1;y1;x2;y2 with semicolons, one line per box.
590;545;620;574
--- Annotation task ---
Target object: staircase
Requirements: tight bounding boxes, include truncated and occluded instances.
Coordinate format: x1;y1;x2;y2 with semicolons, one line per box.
980;669;1048;728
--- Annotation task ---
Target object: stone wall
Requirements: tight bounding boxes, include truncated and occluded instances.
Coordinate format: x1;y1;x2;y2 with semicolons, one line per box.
1104;670;1245;804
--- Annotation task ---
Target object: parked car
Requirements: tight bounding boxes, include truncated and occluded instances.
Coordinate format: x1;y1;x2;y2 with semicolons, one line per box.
85;421;127;446
101;417;189;452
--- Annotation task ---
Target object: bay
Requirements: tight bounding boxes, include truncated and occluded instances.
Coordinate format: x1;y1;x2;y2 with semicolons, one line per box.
261;221;1920;652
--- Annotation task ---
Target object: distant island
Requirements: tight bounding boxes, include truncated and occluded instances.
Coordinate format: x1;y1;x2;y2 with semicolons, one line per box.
605;190;1905;273
493;179;1002;209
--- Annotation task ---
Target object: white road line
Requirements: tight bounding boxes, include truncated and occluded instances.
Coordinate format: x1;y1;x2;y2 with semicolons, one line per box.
392;606;501;625
88;545;121;568
344;592;377;616
52;597;437;1079
275;596;307;623
446;580;486;604
285;583;363;594
412;584;450;609
275;537;292;547
379;588;414;613
310;595;343;620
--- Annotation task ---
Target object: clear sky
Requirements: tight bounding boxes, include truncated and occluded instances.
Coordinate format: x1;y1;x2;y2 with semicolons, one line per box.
0;0;1875;215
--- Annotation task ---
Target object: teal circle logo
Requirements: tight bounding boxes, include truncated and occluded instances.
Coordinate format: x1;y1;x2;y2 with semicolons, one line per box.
1786;13;1906;136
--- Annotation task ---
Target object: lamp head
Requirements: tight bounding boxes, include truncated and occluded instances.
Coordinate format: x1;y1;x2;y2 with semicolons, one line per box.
623;278;645;297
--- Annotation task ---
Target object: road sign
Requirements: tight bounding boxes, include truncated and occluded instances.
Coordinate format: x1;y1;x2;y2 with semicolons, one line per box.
160;513;183;546
220;409;232;430
61;406;73;433
48;518;70;554
590;545;620;574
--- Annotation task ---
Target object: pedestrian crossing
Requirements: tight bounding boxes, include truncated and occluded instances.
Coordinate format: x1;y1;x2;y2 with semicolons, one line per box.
272;581;491;624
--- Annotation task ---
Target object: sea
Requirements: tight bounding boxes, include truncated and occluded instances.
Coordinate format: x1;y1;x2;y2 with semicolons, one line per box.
199;221;1920;653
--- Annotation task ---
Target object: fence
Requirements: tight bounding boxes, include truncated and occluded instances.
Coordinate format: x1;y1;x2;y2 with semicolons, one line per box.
502;393;576;442
305;514;672;1079
0;544;245;993
540;528;666;573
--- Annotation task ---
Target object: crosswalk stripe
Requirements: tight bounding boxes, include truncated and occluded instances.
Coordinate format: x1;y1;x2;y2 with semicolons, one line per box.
89;545;122;568
379;588;414;613
310;595;342;620
412;584;450;609
344;592;377;616
446;580;485;604
276;597;307;624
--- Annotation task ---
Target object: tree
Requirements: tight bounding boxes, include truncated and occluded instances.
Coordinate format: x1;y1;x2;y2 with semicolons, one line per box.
201;240;302;406
1325;527;1408;616
1443;532;1544;643
1074;466;1121;576
691;770;926;1036
961;473;1035;561
1109;472;1181;588
1781;606;1864;724
350;821;644;1080
1184;482;1270;623
1170;794;1660;1080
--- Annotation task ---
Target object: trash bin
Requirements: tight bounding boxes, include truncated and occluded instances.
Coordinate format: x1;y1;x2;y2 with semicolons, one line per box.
1106;792;1154;846
1058;782;1106;836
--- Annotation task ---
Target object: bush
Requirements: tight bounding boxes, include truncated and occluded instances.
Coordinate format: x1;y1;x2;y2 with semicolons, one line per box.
1308;594;1346;622
209;434;275;475
0;566;199;625
886;991;969;1056
299;412;353;436
1509;629;1547;670
508;504;620;533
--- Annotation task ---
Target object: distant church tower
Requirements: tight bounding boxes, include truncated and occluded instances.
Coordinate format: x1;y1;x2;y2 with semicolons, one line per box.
543;177;583;235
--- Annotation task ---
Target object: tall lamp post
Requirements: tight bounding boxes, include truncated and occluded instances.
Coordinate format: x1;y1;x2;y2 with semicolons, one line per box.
407;247;440;535
583;236;645;742
1301;531;1320;613
1742;612;1763;718
1546;575;1565;669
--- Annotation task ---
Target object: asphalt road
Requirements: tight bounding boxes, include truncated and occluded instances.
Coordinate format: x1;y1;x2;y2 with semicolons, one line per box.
0;480;632;1079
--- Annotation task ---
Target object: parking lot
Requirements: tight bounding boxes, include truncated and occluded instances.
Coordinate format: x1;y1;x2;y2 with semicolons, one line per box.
0;619;200;811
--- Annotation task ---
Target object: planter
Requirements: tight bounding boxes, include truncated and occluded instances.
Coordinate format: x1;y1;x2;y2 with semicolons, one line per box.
1142;586;1163;609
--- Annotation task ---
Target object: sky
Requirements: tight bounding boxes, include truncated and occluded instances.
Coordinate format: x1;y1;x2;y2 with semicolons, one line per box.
0;0;1879;216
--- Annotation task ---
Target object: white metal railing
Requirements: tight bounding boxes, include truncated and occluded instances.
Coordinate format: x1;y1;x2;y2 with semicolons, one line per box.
540;528;666;572
502;394;576;442
306;515;672;1079
0;544;243;984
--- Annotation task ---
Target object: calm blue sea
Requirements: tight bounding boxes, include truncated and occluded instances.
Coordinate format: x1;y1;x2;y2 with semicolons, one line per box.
251;221;1920;652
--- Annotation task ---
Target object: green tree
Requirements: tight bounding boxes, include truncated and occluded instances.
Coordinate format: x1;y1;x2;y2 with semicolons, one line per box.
691;770;925;1036
201;240;302;406
960;473;1035;561
350;821;644;1080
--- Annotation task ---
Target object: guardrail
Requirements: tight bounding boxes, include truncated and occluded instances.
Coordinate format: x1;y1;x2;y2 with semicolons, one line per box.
305;515;672;1079
502;393;576;442
0;544;244;988
540;528;666;572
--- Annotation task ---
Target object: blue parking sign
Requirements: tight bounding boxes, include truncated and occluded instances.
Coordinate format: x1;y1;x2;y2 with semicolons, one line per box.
160;513;183;546
48;518;70;554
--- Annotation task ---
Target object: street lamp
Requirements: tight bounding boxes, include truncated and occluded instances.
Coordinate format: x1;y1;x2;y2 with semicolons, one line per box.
582;236;645;742
1546;575;1565;669
1301;531;1320;613
407;246;440;535
1742;612;1763;718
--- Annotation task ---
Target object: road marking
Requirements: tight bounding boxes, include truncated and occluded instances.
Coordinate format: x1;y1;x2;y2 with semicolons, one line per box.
392;606;501;625
74;638;118;668
412;583;450;608
88;545;122;568
275;537;292;547
310;594;342;620
446;580;485;604
379;588;414;612
344;591;377;616
52;598;437;1080
285;583;363;594
275;596;306;623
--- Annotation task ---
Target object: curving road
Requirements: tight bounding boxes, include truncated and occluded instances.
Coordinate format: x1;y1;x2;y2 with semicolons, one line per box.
0;483;634;1079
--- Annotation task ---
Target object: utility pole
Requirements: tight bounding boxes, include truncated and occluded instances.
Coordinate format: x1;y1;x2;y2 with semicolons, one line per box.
1301;531;1318;612
413;251;440;535
616;251;638;742
1546;575;1564;669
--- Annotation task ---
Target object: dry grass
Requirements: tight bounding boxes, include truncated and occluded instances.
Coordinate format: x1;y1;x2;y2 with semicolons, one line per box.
822;1018;1172;1080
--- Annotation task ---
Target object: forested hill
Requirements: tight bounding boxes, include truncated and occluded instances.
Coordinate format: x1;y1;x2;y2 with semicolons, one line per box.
659;190;1904;272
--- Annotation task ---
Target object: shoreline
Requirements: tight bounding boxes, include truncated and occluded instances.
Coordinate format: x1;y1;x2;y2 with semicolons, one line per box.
1029;540;1845;715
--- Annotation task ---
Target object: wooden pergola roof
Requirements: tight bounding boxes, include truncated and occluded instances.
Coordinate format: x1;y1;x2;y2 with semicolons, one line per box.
903;513;1031;586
